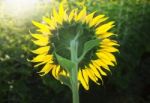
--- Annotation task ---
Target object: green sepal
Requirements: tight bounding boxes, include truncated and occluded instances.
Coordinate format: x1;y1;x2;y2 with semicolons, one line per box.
54;52;76;73
83;39;100;54
79;39;100;62
59;75;72;89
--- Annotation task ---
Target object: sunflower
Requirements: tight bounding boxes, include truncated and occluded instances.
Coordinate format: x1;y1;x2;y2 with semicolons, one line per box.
30;4;119;90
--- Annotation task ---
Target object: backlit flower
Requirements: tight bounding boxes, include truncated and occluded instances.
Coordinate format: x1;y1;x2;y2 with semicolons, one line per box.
30;4;119;90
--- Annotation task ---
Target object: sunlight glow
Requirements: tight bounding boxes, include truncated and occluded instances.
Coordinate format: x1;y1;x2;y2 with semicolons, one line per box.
3;0;39;17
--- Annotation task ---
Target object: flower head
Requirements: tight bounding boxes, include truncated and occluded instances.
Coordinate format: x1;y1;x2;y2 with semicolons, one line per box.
30;4;119;90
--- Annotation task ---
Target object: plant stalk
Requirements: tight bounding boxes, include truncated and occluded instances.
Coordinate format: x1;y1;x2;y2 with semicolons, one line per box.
70;40;79;103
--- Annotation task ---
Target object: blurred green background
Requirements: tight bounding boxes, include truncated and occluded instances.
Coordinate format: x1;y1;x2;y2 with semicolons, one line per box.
0;0;150;103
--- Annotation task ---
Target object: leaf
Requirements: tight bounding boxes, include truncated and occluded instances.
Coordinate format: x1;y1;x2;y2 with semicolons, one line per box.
83;39;100;54
54;52;76;73
59;75;71;89
78;39;100;62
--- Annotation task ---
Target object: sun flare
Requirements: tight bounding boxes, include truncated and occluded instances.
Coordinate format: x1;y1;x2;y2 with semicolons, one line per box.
2;0;51;17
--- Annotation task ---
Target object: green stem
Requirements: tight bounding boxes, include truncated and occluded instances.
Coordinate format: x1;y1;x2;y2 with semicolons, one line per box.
70;40;79;103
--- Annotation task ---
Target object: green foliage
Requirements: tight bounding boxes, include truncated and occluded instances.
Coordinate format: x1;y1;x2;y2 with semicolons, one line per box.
55;52;76;73
82;39;100;56
54;51;76;90
79;39;100;62
0;0;150;103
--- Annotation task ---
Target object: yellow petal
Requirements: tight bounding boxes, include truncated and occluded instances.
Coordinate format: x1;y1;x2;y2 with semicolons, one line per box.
52;8;58;17
95;17;108;26
34;62;46;67
85;68;100;84
59;70;67;76
43;16;51;24
31;34;49;46
96;51;116;64
78;69;89;90
96;21;115;34
31;54;46;62
99;69;107;76
59;3;64;17
96;51;114;67
94;60;110;72
89;64;102;80
31;34;49;45
43;16;56;30
32;46;50;54
75;7;86;21
34;61;50;68
100;60;112;72
68;9;75;22
101;39;119;46
52;65;57;78
31;34;47;40
92;60;100;68
32;39;48;46
102;51;116;63
92;61;107;76
97;32;114;38
100;47;119;53
32;20;49;30
73;8;78;20
82;69;89;86
96;52;112;62
52;8;63;25
32;21;51;34
101;58;115;67
64;10;68;21
31;54;53;63
89;14;105;27
85;11;96;24
59;4;68;21
55;65;61;77
43;55;53;62
37;28;51;35
33;55;53;67
39;63;52;76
